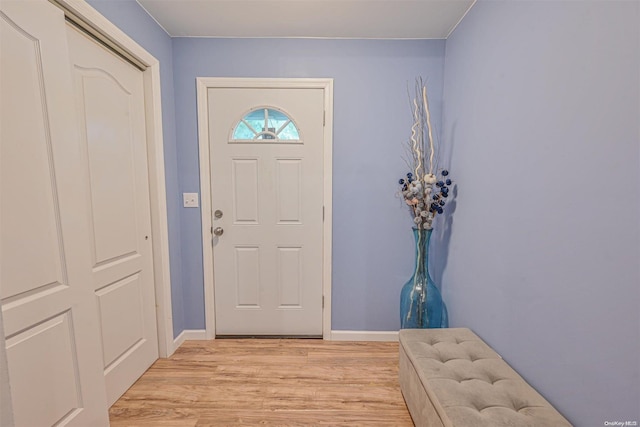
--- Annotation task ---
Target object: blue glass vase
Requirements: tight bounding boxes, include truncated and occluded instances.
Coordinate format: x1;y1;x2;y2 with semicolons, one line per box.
400;228;448;328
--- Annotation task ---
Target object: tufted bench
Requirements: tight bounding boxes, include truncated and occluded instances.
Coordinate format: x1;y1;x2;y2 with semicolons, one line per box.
399;328;572;427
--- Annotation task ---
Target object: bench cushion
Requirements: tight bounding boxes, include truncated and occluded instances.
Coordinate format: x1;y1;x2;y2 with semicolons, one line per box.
399;328;572;427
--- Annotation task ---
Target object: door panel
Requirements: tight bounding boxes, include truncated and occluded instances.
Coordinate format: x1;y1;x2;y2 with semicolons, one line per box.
276;159;303;223
82;71;139;263
1;5;65;301
209;88;324;336
5;313;82;427
1;1;109;425
234;247;261;307
66;24;158;406
231;159;259;223
277;247;303;307
95;274;145;368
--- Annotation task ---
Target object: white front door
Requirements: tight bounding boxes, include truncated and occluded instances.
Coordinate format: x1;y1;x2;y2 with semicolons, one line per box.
1;1;109;425
66;25;158;406
208;87;325;336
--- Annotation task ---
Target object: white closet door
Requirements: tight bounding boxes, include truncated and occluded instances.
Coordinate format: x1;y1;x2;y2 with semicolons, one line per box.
0;1;109;426
66;24;158;406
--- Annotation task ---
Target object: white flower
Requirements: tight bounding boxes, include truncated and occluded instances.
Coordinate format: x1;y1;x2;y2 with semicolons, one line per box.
413;216;422;224
420;210;428;217
424;174;437;184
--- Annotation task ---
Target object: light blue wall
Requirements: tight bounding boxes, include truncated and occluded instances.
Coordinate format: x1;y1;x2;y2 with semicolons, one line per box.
172;38;446;331
85;0;185;336
79;10;639;423
441;1;640;425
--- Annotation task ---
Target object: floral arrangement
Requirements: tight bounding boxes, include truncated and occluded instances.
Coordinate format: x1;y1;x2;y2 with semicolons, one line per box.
399;170;452;229
399;79;453;230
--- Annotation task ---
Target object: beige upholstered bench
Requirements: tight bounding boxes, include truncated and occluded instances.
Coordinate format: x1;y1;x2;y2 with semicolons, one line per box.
399;328;572;427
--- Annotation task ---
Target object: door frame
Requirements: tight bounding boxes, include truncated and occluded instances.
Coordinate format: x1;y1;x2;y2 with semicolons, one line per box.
196;78;334;340
50;0;175;357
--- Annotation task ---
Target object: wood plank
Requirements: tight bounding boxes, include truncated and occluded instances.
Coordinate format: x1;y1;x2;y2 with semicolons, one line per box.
109;339;413;426
195;410;414;426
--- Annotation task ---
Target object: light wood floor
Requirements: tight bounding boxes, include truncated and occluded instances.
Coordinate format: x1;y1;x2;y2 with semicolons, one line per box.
109;339;413;426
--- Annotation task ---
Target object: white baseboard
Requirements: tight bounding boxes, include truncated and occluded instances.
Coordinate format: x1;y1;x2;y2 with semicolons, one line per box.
172;329;208;352
330;330;399;342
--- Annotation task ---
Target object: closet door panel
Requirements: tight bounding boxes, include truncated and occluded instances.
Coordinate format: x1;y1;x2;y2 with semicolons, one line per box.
0;1;109;426
67;24;158;407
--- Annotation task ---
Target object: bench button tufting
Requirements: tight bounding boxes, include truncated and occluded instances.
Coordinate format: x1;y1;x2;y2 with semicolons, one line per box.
398;329;572;426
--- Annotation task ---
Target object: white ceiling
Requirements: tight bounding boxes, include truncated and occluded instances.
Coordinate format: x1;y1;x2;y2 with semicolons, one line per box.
137;0;475;39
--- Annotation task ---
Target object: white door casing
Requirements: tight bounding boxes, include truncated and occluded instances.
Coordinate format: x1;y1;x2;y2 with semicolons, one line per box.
67;24;159;406
1;1;109;425
197;78;334;339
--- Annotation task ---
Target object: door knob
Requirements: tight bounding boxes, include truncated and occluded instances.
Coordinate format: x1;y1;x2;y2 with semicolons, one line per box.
214;209;223;219
213;227;224;236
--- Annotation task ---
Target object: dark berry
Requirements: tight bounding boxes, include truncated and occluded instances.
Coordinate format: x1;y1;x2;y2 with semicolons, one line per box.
399;179;405;185
446;179;452;185
436;181;444;187
441;192;448;198
432;195;438;200
441;170;449;176
439;200;445;206
437;207;444;214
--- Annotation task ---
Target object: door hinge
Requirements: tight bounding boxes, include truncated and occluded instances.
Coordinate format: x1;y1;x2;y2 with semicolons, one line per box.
322;295;325;308
211;226;213;234
323;206;325;221
323;110;326;126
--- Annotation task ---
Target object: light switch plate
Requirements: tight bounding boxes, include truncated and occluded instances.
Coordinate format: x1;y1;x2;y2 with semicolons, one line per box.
183;193;199;208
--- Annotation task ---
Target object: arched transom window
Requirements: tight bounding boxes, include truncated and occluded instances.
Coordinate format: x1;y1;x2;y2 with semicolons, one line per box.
231;107;301;143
